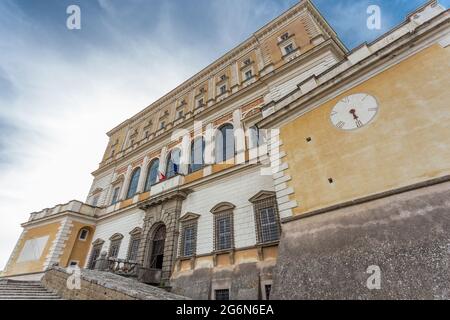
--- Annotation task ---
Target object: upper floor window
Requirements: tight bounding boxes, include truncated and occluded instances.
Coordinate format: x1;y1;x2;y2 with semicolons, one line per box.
220;85;227;95
245;70;253;80
249;126;265;149
160;121;166;130
220;74;227;82
126;167;141;199
215;124;235;163
177;110;184;119
166;148;181;179
92;195;99;207
243;58;251;66
284;43;294;54
250;191;281;244
197;98;204;108
189;137;205;173
111;186;120;205
280;32;289;41
145;159;160;191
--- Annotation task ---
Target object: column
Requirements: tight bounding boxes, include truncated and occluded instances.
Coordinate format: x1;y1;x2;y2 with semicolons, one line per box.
233;109;246;165
119;165;132;201
136;156;150;193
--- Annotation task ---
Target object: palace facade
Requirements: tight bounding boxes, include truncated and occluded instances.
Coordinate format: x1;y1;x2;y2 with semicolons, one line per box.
2;0;450;300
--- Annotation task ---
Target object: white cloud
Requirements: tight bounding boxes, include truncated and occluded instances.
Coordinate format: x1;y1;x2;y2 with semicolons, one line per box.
0;0;297;271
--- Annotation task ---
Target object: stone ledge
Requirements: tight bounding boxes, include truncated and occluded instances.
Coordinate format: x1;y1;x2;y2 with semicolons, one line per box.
41;267;190;300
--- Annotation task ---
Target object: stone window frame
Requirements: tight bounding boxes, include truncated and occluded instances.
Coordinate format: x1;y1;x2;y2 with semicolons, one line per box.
249;191;281;244
78;228;89;241
210;202;235;252
126;227;142;262
109;175;124;205
108;233;124;259
88;238;104;269
178;213;200;258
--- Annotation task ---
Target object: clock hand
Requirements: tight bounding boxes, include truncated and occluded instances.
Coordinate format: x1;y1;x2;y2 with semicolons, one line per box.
349;109;359;120
349;109;363;128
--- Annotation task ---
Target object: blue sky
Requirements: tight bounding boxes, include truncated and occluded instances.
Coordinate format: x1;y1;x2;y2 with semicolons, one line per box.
0;0;448;270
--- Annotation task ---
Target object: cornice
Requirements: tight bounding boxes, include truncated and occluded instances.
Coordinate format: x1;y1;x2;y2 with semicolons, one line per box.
93;39;344;177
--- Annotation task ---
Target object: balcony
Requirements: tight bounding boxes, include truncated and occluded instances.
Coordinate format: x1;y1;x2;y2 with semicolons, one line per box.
28;200;97;223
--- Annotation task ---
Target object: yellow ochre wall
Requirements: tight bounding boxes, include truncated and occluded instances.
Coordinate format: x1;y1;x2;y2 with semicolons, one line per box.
4;221;61;276
280;44;450;215
60;222;95;268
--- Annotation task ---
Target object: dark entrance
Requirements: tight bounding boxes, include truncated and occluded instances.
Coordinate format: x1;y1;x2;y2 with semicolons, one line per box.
149;225;166;269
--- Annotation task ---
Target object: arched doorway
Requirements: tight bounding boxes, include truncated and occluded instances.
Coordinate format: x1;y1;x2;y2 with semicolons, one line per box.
148;224;166;269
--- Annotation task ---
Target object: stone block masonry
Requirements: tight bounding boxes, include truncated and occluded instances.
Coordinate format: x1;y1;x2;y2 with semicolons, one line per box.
41;267;190;300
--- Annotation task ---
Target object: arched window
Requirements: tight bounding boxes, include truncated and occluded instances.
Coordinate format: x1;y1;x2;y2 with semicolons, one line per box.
126;167;141;199
166;148;181;179
190;137;205;173
215;124;235;163
249;126;259;149
144;159;160;191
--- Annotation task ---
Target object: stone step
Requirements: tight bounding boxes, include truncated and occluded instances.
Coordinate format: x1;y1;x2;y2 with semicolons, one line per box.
0;291;59;296
0;281;62;300
0;296;62;300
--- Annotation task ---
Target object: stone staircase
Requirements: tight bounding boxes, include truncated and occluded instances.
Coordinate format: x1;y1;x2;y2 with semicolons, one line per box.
0;280;62;300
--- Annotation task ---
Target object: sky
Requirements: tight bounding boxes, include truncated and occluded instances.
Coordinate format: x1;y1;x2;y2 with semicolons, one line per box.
0;0;448;271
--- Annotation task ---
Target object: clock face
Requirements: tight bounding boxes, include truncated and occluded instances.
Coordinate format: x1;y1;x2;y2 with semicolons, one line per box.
330;93;379;130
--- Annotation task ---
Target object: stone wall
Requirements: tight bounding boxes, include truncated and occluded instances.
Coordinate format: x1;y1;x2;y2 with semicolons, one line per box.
170;261;275;300
41;267;189;300
271;178;450;300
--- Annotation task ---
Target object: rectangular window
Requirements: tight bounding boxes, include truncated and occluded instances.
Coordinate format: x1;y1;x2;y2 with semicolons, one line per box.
197;98;204;108
181;224;197;257
108;240;121;258
92;195;99;207
259;207;279;243
215;289;230;300
220;85;227;95
177;110;184;119
215;214;233;251
111;187;120;205
88;245;102;269
127;238;140;261
79;229;89;240
245;70;253;80
284;44;294;54
160;121;165;129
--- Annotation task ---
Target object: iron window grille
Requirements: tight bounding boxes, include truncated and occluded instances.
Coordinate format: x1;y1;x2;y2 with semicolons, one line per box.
215;289;230;300
214;211;234;251
88;243;103;269
251;193;281;244
180;222;197;257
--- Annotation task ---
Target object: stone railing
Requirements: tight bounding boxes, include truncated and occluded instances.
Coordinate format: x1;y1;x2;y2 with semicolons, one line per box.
28;200;98;222
107;258;140;277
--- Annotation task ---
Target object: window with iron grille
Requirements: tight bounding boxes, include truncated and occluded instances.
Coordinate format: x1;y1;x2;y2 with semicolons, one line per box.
215;289;230;300
180;222;197;257
214;212;233;251
265;284;272;300
88;241;104;269
251;193;281;244
127;237;141;261
108;239;122;258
